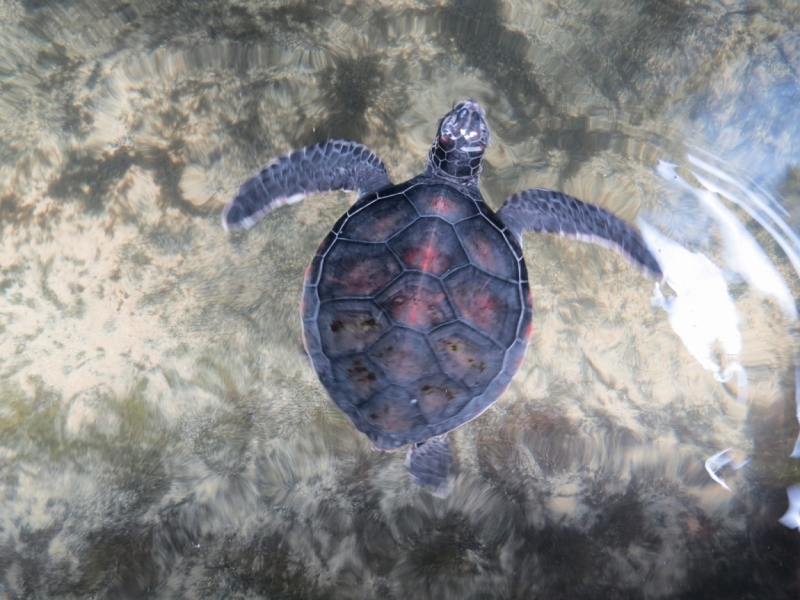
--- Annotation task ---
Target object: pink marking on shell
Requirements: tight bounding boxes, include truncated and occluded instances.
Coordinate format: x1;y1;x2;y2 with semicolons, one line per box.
401;243;450;274
455;281;497;332
429;195;459;219
324;256;398;296
386;286;449;330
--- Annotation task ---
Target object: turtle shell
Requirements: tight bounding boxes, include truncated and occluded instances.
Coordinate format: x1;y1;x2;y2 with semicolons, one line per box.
301;180;533;450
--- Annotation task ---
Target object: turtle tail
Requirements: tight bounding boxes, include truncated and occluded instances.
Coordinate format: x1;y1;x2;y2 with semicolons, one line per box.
405;434;453;498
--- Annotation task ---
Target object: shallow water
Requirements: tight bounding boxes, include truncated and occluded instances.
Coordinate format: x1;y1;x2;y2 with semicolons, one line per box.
1;0;799;598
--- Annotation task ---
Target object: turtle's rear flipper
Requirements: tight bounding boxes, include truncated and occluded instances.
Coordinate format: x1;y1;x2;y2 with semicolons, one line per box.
497;188;663;280
222;141;392;231
406;434;453;498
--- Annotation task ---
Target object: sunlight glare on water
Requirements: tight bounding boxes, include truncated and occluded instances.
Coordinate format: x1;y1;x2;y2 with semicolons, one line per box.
0;0;799;597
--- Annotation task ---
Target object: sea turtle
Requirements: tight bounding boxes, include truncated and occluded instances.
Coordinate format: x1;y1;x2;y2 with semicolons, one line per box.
222;100;662;496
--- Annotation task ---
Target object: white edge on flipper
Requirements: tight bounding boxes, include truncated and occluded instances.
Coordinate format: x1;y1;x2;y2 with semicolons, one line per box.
221;190;310;232
221;144;361;232
564;231;664;282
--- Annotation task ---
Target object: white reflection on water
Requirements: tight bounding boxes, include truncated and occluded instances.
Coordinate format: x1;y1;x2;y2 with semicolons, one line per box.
642;154;800;522
639;220;745;394
688;159;797;322
704;448;749;492
780;485;800;530
655;160;797;322
680;154;800;460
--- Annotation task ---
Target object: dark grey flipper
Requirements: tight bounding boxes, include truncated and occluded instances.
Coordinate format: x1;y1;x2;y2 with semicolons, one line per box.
222;140;392;231
497;188;663;279
405;434;453;498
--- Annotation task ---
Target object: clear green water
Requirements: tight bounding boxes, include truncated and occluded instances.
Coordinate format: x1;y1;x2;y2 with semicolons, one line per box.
1;0;799;598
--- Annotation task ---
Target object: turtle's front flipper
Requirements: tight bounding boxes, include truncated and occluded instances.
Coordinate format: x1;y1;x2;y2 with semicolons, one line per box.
222;141;391;231
497;188;663;279
406;434;453;498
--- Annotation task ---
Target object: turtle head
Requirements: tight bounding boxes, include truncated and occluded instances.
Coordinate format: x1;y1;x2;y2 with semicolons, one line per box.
426;99;489;186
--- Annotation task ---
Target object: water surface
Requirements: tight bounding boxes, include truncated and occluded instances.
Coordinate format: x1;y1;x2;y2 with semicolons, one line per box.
1;0;799;597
